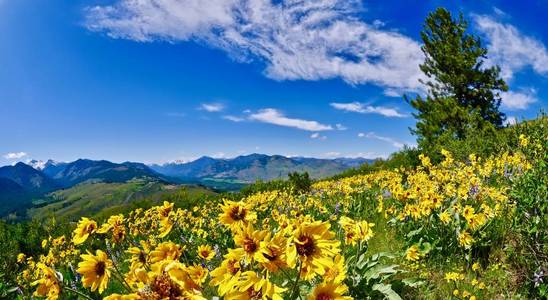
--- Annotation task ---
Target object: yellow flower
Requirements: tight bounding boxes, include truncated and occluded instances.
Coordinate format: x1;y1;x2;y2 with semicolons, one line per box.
444;272;464;282
126;241;150;270
211;250;244;295
405;245;420;261
472;262;481;271
98;215;126;243
257;232;288;273
219;200;256;231
17;253;26;263
453;289;459;296
308;281;352;300
439;211;451;224
462;205;475;221
233;224;268;263
197;245;215;261
103;294;140;300
226;271;286;300
32;263;61;300
77;249;113;294
458;231;474;249
72;217;97;245
287;220;340;280
323;255;346;284
149;241;183;264
519;134;529;147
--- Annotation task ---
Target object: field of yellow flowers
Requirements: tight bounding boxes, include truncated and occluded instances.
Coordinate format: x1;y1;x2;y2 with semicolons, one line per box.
15;136;536;299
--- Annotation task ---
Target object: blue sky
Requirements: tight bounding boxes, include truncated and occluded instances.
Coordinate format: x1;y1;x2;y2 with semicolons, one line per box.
1;0;547;166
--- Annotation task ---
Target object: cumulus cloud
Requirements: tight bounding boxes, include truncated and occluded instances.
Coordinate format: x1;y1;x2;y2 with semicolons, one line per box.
86;0;425;91
500;89;538;110
330;102;406;117
3;152;27;160
249;108;333;131
504;116;518;126
358;132;404;148
199;103;224;112
474;15;548;80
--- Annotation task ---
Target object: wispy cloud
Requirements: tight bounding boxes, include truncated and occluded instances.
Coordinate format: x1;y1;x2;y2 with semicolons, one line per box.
500;89;538;110
358;132;404;149
199;103;224;112
249;108;333;131
86;0;425;92
3;152;27;160
330;102;406;118
222;115;245;122
310;132;327;140
335;124;347;131
474;14;548;80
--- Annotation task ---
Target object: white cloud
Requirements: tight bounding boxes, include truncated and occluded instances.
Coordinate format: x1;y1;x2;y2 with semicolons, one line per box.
358;132;404;149
86;0;425;91
330;102;406;117
3;152;27;160
474;15;548;80
323;151;341;158
199;103;224;112
504;116;518;126
500;89;537;110
249;108;333;131
310;132;327;140
223;115;245;122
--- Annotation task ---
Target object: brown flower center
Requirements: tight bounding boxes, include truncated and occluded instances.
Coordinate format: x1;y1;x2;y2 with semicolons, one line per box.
229;206;246;221
263;247;279;261
296;235;316;256
243;238;258;254
227;260;240;274
95;261;106;277
316;292;333;300
150;273;181;298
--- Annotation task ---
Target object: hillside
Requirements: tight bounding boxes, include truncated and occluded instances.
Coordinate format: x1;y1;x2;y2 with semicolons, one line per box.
150;153;372;182
28;179;216;221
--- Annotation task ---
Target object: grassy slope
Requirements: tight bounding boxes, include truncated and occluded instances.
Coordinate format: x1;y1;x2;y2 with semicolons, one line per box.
28;179;217;222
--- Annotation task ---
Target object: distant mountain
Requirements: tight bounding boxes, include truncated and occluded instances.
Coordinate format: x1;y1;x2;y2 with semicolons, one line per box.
150;154;373;182
42;159;168;187
0;162;59;194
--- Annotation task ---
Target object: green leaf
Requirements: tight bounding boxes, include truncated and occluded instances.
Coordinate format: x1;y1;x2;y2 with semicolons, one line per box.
372;283;403;300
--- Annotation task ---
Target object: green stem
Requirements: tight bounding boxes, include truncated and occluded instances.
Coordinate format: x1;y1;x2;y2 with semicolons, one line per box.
63;286;94;300
290;261;302;300
109;255;132;292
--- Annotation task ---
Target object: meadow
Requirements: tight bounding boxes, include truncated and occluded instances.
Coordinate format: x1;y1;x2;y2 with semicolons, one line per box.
9;116;547;300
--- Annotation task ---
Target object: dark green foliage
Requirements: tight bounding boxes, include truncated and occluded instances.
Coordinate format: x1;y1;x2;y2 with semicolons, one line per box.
508;117;548;298
288;171;311;195
409;8;508;149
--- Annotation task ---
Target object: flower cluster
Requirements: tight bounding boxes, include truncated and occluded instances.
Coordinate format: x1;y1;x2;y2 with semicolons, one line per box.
16;147;532;299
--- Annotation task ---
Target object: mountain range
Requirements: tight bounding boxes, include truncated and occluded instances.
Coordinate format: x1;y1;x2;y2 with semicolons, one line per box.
149;153;370;182
0;154;372;217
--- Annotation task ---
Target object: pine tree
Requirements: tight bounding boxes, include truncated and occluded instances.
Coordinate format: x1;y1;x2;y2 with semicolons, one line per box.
409;8;508;147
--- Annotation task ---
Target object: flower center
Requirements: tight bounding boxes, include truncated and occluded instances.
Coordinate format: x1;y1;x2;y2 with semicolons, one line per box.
316;292;333;300
95;261;106;277
243;238;258;253
296;235;316;256
229;206;246;221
